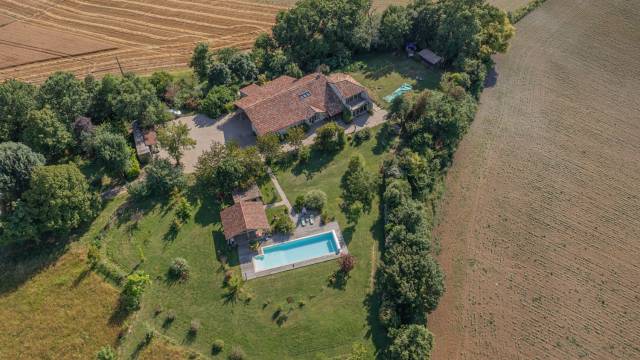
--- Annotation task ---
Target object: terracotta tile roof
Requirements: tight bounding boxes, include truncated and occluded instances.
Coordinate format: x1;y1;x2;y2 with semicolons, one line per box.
328;73;367;99
219;201;269;240
234;73;360;135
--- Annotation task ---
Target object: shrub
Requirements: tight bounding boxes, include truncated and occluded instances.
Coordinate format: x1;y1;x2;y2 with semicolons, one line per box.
199;85;237;119
126;181;149;200
125;151;141;180
271;211;294;234
96;345;117;360
298;145;311;163
121;271;151;312
342;107;353;123
175;196;193;223
228;347;246;360
388;324;434;360
320;211;334;225
166;310;176;322
314;122;345;152
338;253;356;274
303;189;327;211
145;159;186;196
189;319;201;335
169;257;190;281
293;194;305;212
212;339;225;354
353;127;371;145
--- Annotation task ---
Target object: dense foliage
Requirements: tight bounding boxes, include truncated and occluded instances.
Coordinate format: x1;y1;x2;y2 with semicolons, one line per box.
157;122;197;165
341;155;376;211
388;324;434;360
195;142;265;195
314;122;346;152
0;142;45;205
0;80;36;142
121;271;151;312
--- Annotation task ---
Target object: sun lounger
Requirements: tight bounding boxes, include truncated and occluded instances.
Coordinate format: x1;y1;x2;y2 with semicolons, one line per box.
301;218;307;226
309;216;314;225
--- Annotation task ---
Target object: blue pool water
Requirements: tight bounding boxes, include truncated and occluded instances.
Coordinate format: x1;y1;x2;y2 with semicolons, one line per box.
253;231;340;271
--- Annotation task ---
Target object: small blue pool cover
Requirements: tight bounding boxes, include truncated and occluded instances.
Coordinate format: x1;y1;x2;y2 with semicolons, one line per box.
383;83;413;102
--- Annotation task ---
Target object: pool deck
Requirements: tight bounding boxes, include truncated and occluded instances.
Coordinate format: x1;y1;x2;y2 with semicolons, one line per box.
238;218;348;280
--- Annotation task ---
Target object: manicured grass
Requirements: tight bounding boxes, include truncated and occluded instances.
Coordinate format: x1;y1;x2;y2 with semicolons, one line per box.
0;244;122;359
258;175;282;205
94;126;390;359
346;52;442;107
266;205;288;223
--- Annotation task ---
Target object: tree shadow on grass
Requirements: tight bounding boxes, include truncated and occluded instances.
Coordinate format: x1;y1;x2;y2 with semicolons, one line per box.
109;301;131;327
0;241;67;295
291;147;339;180
373;122;398;155
72;267;92;288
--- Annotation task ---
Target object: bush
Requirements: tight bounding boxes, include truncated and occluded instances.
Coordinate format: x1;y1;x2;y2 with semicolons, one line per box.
169;257;190;281
212;339;225;354
353;128;371;145
293;194;305;212
303;189;327;211
166;310;176;322
127;181;149;200
121;271;151;312
314;122;345;152
175;196;193;223
125;151;141;180
342;107;353;123
338;253;356;274
271;211;294;234
199;85;237;119
388;324;434;360
96;346;117;360
145;159;186;196
228;347;246;360
189;319;201;335
320;211;334;225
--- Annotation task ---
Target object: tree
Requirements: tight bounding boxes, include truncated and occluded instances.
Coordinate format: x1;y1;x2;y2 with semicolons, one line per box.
0;142;45;205
37;72;89;124
157;123;196;165
388;325;434;360
339;253;356;274
303;189;327;211
90;127;133;177
256;133;281;163
11;164;98;242
144;159;187;196
227;52;258;84
149;71;174;99
199;85;237;119
195;142;265;195
190;42;211;83
112;74;169;128
270;210;294;234
284;63;304;78
314;122;345;152
121;271;151;312
272;0;373;70
87;74;120;123
207;61;232;88
0;79;36;142
378;5;412;50
21;107;73;161
286;126;305;152
341;154;376;210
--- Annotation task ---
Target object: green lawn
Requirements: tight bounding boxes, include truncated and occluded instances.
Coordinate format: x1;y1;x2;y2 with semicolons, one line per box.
258;175;282;205
266;205;288;224
95;127;390;359
346;52;442;107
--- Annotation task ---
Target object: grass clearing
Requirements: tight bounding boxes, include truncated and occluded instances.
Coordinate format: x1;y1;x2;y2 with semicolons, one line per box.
346;52;442;107
94;126;390;358
258;175;282;204
266;205;289;224
0;244;122;359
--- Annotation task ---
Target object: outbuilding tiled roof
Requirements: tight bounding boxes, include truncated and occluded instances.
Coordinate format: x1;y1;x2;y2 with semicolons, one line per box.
219;201;269;240
235;73;365;135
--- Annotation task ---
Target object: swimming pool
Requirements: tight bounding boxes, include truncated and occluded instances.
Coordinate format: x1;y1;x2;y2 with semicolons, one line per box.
253;230;341;272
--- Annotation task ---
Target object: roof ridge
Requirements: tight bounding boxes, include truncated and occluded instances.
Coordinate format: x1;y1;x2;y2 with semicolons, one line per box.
242;73;324;110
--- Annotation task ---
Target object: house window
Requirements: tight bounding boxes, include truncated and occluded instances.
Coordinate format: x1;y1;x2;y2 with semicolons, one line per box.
299;90;311;99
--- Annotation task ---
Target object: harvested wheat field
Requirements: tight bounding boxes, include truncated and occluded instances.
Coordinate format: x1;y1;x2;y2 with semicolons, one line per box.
429;0;640;359
0;0;285;83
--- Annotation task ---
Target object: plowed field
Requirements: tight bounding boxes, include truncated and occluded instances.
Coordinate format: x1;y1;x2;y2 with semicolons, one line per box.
428;0;640;359
0;0;285;83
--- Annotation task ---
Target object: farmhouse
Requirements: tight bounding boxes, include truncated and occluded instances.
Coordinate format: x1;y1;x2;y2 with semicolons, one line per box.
418;48;443;67
235;73;372;136
220;201;270;245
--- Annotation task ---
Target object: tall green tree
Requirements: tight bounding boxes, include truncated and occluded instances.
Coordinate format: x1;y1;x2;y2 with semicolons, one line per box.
0;142;45;205
4;164;98;243
388;324;434;360
195;142;265;194
272;0;373;70
89;127;133;177
341;154;376;210
21;107;73;161
37;72;89;124
227;52;258;84
207;61;232;88
199;85;237;119
256;133;282;163
0;79;36;142
378;5;412;50
286;126;305;152
157;122;197;165
112;74;168;128
190;42;211;83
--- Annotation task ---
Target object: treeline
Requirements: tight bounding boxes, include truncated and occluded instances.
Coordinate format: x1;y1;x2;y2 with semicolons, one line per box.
0;70;183;247
508;0;548;23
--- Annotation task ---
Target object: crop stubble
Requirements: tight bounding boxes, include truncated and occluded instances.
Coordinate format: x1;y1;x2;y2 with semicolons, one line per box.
428;0;640;359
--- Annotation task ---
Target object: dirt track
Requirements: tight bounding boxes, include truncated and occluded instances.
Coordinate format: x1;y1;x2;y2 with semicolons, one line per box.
428;0;640;359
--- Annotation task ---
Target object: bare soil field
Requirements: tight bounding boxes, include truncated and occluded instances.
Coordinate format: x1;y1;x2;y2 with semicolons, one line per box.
428;0;640;359
0;0;285;83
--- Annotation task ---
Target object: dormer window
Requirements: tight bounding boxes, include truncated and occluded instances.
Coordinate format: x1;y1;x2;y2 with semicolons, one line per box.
299;90;311;99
